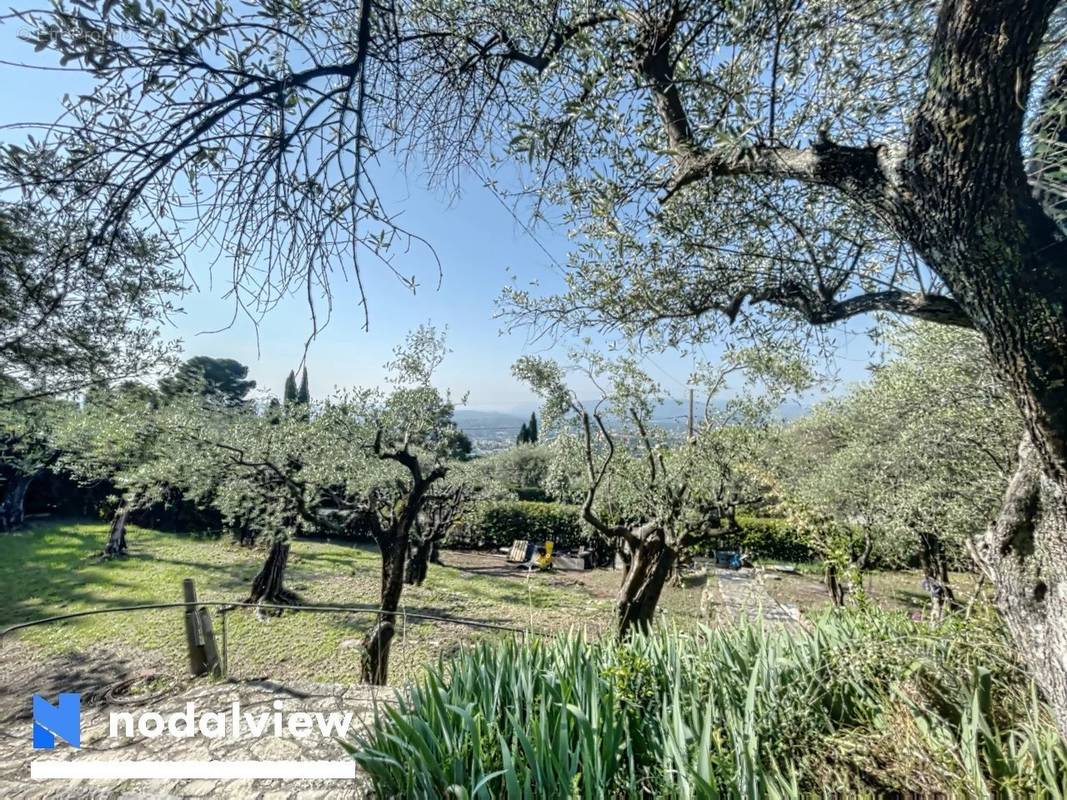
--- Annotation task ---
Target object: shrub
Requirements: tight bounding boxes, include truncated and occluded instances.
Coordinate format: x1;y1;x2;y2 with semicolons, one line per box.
715;515;817;564
446;500;585;550
351;608;1067;799
476;446;550;496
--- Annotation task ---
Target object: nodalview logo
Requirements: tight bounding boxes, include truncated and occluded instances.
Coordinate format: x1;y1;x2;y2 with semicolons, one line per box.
107;701;354;740
32;693;81;749
31;693;353;748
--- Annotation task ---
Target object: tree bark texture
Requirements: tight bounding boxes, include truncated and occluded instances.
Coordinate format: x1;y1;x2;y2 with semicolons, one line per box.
103;506;130;557
359;451;446;685
361;535;407;684
404;539;434;586
616;532;676;638
975;439;1067;731
0;473;33;531
247;539;298;610
894;0;1067;730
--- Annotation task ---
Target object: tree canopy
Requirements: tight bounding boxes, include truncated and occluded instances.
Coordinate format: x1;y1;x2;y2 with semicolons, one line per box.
159;356;257;408
0;202;181;399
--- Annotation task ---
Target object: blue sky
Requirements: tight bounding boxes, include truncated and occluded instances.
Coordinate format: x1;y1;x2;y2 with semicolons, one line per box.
0;22;877;412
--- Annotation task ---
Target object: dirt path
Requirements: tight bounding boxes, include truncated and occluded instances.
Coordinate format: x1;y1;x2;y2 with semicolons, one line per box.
706;567;803;628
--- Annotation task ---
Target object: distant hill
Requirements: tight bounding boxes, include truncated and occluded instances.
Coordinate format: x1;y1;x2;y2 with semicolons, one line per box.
454;400;808;453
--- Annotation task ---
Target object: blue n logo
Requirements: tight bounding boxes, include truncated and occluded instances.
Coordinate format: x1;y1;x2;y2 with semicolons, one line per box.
32;693;81;749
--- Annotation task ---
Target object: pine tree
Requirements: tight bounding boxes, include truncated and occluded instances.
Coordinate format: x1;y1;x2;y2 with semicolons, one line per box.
297;367;310;405
527;412;538;444
283;370;298;405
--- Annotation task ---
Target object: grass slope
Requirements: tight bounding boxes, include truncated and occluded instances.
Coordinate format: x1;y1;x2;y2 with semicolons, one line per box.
0;519;978;687
0;520;612;684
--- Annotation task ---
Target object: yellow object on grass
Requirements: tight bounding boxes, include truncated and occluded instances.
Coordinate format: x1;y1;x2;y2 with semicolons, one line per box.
536;541;554;570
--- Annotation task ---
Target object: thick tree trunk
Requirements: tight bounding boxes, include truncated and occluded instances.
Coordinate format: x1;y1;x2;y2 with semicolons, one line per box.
0;473;34;531
975;438;1067;732
103;507;130;557
362;536;407;684
891;0;1067;733
616;533;676;638
404;539;434;586
247;540;298;611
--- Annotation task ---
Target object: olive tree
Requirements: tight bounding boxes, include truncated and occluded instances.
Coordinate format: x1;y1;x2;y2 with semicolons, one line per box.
152;326;463;683
775;323;1022;614
0;201;180;401
517;351;787;636
396;0;1067;727
50;382;164;555
11;0;1067;725
402;458;513;585
0;379;66;529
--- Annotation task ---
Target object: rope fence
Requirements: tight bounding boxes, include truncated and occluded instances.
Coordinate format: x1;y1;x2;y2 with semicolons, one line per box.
0;582;532;682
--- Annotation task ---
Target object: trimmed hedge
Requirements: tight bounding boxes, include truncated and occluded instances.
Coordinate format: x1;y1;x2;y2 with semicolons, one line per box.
449;505;814;563
446;500;585;550
729;515;817;564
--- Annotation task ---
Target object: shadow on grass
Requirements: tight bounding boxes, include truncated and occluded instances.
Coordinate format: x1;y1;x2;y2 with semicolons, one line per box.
0;519;250;627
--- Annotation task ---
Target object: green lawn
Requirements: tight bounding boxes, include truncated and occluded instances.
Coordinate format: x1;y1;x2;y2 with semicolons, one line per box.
0;520;980;687
0;519;614;684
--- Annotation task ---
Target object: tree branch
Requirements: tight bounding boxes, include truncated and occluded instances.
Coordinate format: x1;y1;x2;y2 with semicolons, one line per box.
740;285;974;329
663;140;903;205
579;409;627;538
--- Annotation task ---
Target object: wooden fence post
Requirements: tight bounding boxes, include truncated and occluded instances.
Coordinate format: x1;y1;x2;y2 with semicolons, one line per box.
198;607;223;678
182;578;207;676
182;578;222;678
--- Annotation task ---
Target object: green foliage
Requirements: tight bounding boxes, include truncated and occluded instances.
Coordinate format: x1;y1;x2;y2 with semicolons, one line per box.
0;201;181;393
446;500;584;550
517;349;787;563
353;610;1067;799
283;371;298;405
297;367;310;405
731;516;815;564
474;446;549;499
159;356;256;408
770;323;1020;573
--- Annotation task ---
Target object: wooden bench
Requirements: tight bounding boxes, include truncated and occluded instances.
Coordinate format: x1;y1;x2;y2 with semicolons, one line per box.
506;540;535;563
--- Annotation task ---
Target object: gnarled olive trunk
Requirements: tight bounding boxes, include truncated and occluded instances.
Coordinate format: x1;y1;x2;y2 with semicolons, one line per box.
103;506;130;557
404;539;436;586
247;539;298;609
891;0;1067;732
616;533;676;638
358;452;447;685
361;536;407;684
976;439;1067;732
0;473;34;531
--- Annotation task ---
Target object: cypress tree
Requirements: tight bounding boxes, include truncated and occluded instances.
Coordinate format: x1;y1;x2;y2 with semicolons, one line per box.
283;370;298;405
528;412;538;443
297;367;310;405
516;423;529;445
